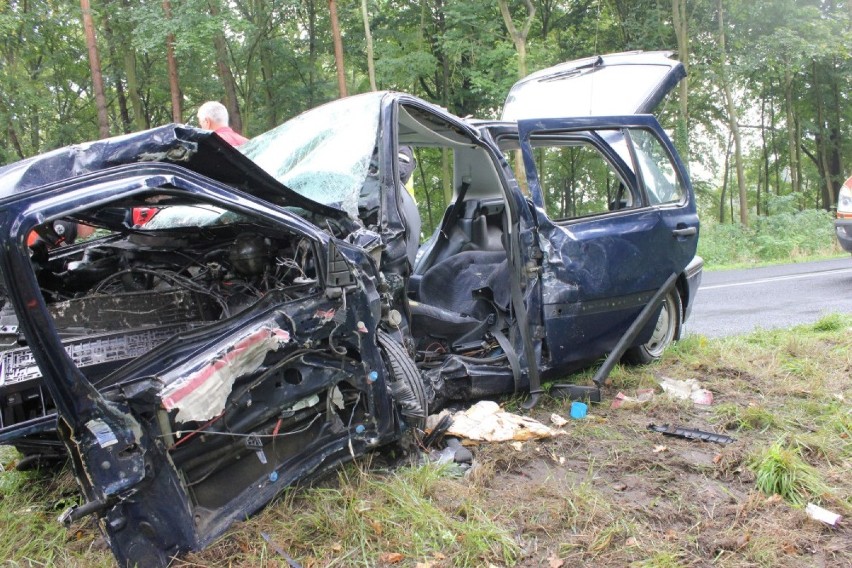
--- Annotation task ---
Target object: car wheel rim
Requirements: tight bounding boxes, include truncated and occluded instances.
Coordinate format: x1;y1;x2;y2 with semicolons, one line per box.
644;296;675;358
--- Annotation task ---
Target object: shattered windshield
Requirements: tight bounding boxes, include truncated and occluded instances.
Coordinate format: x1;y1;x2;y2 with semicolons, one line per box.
241;92;383;219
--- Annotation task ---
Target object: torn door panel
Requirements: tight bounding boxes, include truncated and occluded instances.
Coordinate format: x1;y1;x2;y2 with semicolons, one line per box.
159;323;291;423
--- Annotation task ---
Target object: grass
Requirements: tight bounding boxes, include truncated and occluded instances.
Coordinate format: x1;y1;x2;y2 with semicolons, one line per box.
749;439;829;506
0;448;113;566
713;402;779;432
2;313;851;566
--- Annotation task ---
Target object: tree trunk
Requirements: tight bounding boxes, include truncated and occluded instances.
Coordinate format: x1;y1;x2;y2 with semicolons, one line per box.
783;62;799;195
431;0;452;204
116;0;147;130
308;0;317;106
607;0;631;46
113;69;130;133
80;0;110;138
718;0;747;225
795;115;803;199
254;0;277;129
328;0;347;98
671;0;690;165
759;93;768;216
830;56;843;193
812;61;833;210
124;50;147;129
719;133;732;223
361;0;377;91
538;0;556;39
499;0;536;191
827;63;843;206
162;0;182;123
769;79;780;194
5;121;25;160
100;12;131;133
208;0;243;133
499;0;536;79
29;107;39;151
414;149;434;230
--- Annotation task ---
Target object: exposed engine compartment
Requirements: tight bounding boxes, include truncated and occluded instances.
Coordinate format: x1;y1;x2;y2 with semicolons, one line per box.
0;207;411;531
1;214;321;433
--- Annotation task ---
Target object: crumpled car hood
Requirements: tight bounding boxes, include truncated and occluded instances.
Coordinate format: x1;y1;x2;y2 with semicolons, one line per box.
0;124;348;223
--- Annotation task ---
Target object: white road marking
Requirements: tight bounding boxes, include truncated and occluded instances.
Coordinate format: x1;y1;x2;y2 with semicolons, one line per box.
701;268;852;290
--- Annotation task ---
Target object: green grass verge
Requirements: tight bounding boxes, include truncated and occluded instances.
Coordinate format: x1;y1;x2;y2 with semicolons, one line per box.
1;313;850;566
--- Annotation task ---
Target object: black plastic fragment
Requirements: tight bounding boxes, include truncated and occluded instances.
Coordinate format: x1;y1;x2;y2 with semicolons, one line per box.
422;414;453;449
549;384;602;403
647;423;735;444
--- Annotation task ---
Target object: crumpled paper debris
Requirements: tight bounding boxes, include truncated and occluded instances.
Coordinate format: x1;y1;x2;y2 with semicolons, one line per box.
611;389;655;409
659;377;713;405
426;400;560;442
550;413;569;427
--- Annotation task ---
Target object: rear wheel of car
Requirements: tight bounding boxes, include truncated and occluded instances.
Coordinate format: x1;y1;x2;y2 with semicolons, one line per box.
623;289;682;365
377;330;428;430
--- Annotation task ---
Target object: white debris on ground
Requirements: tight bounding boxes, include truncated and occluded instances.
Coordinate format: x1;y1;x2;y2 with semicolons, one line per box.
610;389;655;409
426;400;562;442
805;503;843;526
659;377;714;405
550;413;569;427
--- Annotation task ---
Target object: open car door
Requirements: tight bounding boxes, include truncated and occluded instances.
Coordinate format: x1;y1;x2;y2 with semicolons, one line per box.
517;116;698;369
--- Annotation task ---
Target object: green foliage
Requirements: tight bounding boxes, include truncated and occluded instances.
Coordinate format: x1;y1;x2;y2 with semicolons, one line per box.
749;439;828;506
277;462;520;566
698;209;839;267
810;313;846;333
0;0;850;229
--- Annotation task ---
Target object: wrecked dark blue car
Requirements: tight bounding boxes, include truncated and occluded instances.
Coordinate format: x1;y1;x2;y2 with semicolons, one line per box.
0;52;701;566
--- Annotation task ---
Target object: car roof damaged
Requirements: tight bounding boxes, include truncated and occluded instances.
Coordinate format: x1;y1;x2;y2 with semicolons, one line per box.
0;124;351;226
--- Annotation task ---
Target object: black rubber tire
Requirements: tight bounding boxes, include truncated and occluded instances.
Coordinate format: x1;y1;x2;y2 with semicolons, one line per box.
376;330;428;429
15;453;66;471
623;288;682;365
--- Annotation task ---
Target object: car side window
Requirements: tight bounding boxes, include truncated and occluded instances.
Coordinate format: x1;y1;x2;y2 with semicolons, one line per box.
629;128;685;205
530;135;637;221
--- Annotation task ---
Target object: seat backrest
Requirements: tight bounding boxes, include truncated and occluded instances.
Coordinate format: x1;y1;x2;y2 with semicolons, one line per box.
418;250;509;319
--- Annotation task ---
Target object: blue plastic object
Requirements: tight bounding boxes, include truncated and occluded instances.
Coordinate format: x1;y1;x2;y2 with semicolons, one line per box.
570;401;588;419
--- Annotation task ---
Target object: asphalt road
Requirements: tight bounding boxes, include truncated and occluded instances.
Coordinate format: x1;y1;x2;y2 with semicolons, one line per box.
683;257;852;338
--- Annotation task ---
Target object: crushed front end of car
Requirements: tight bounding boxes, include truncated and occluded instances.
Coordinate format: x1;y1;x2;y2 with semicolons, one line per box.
0;126;426;567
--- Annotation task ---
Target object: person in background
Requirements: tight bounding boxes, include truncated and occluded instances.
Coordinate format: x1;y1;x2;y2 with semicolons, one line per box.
196;101;248;147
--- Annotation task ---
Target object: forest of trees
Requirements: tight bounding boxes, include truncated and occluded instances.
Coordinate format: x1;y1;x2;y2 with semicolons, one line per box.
0;0;849;229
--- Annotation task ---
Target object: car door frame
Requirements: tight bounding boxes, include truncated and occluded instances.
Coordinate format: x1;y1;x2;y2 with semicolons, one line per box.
516;115;699;373
390;101;545;396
